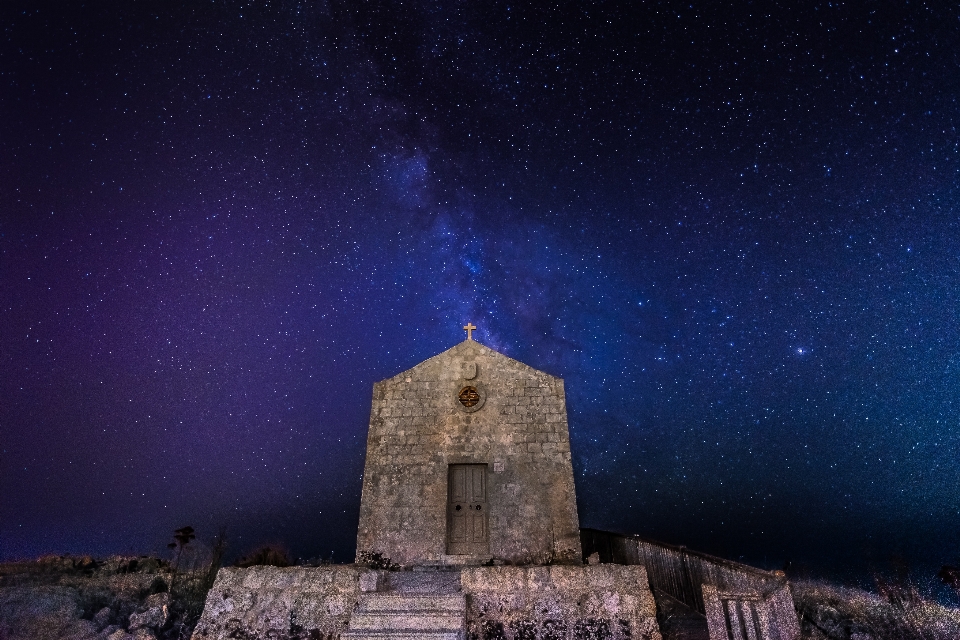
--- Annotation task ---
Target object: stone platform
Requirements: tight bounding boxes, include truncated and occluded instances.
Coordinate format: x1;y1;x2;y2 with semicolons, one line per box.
190;564;662;640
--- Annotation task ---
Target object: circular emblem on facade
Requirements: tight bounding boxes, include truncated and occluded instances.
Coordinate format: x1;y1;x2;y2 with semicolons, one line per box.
458;386;480;407
455;383;486;412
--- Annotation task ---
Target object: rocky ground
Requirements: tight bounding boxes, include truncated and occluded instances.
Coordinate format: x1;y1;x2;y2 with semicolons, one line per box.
0;555;209;640
3;556;960;640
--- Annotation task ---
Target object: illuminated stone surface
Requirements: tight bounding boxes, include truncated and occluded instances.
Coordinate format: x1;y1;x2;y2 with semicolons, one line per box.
356;340;582;567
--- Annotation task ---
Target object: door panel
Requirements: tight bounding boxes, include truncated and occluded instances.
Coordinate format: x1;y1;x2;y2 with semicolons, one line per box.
447;464;489;555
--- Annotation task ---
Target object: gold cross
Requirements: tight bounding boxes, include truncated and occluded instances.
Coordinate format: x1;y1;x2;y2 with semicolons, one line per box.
463;322;477;340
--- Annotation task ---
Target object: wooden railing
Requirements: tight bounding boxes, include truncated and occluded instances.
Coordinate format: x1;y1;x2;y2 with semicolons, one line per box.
580;528;787;615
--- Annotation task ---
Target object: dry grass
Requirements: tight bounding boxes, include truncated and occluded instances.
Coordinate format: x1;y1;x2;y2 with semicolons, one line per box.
792;578;960;640
234;544;292;568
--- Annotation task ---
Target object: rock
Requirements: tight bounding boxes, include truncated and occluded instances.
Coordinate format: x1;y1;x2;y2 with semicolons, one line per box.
93;606;113;630
143;591;171;609
586;552;600;565
36;555;69;569
127;590;170;632
131;628;157;640
128;604;166;630
0;560;183;640
100;556;168;575
61;618;99;639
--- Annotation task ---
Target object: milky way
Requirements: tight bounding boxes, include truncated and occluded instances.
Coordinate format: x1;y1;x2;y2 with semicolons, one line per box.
2;2;958;589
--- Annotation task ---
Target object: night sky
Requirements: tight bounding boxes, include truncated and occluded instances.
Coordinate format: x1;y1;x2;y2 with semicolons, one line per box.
2;1;959;588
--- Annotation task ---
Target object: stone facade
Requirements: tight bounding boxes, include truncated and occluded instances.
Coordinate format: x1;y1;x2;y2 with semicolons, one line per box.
356;339;582;566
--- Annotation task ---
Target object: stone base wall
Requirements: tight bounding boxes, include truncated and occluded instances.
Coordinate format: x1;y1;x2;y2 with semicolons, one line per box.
191;565;662;640
191;566;361;640
462;566;661;640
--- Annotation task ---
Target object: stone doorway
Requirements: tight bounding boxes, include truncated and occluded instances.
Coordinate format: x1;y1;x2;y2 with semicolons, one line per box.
447;464;489;555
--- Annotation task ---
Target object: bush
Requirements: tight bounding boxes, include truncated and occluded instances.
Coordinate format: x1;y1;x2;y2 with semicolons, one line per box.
234;545;291;568
356;551;399;571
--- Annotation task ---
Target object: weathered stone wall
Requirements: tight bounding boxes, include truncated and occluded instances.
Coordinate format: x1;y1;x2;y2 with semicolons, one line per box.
191;566;360;640
462;566;661;640
356;340;582;566
191;565;663;640
702;583;801;640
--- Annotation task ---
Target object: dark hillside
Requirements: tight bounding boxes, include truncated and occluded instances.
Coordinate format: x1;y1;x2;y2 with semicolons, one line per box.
0;555;206;640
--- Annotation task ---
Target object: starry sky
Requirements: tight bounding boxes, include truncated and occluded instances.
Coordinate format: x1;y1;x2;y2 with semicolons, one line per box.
2;1;959;588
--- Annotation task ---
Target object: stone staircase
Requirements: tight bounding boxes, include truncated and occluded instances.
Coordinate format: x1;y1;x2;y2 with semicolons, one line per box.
653;589;709;640
341;593;466;640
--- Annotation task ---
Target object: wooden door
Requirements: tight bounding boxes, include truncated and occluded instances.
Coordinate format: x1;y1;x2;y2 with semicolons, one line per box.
447;464;489;555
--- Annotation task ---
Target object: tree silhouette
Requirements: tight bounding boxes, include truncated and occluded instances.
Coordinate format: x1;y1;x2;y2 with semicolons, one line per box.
168;525;195;592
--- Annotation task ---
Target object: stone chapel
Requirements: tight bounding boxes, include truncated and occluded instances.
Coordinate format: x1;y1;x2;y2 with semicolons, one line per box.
192;326;801;640
355;331;582;567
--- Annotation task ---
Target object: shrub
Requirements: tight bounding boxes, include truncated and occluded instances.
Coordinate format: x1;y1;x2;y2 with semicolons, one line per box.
234;545;291;568
356;551;399;571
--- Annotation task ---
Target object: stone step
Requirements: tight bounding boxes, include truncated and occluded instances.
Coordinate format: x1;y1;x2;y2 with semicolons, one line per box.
385;570;462;594
355;594;466;613
344;593;466;640
341;632;463;640
347;613;465;631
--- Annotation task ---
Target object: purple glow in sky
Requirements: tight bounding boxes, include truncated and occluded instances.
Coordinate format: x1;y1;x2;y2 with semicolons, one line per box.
2;2;959;589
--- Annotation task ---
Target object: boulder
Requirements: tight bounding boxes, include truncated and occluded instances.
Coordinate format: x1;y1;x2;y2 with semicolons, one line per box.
128;604;166;630
93;606;113;630
61;618;98;639
144;591;171;609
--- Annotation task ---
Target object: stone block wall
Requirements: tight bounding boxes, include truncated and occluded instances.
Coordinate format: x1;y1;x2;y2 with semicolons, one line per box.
356;340;582;566
462;566;662;640
190;565;664;640
191;566;360;640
